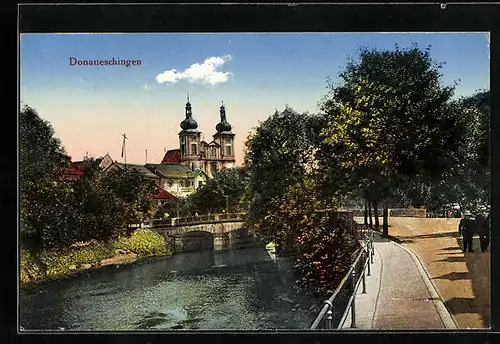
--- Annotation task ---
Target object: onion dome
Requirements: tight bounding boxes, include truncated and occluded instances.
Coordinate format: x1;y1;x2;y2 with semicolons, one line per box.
215;102;232;133
180;95;198;131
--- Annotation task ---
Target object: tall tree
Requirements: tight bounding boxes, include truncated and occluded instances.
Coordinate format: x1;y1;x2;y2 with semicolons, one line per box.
20;106;158;254
20;106;71;252
319;44;459;235
424;90;490;213
20;105;70;183
186;167;251;214
244;107;321;245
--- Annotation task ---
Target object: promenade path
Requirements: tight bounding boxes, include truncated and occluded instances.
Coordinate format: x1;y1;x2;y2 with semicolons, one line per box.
386;217;490;329
341;230;453;329
342;217;490;329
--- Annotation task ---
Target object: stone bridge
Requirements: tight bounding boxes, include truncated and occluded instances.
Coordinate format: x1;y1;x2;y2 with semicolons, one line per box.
146;214;260;254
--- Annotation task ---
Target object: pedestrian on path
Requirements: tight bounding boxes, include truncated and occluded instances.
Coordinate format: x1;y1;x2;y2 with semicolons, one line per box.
459;211;474;253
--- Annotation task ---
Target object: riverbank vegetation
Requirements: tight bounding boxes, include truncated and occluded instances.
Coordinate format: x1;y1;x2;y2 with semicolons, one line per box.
20;229;169;286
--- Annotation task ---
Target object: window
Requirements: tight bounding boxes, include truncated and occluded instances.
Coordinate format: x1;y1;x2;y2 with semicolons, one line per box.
211;147;216;158
191;180;195;187
167;180;173;188
226;139;232;156
191;143;197;155
180;137;186;155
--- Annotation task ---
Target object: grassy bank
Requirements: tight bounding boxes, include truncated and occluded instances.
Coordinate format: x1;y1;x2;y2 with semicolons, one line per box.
20;229;170;288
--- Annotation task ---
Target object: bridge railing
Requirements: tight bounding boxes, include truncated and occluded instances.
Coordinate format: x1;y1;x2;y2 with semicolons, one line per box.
142;212;247;228
310;228;374;330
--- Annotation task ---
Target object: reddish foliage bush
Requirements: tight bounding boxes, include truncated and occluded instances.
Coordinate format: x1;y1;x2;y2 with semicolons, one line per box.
293;213;360;296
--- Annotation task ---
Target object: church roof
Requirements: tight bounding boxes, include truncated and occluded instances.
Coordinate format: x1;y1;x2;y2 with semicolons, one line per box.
161;149;182;164
180;97;199;132
215;103;233;134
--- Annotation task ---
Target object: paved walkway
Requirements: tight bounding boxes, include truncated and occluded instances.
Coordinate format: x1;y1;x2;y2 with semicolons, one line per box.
341;231;457;329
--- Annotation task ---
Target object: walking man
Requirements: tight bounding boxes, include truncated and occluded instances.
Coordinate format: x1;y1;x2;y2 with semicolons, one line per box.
479;213;491;253
459;211;475;253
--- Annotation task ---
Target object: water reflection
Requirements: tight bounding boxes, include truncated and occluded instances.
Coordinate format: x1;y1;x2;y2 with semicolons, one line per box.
20;247;321;330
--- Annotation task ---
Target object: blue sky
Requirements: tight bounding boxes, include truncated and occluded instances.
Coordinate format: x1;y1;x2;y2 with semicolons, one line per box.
20;33;490;165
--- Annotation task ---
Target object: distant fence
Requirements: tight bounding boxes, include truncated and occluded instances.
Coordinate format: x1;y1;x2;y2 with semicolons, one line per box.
342;208;426;218
142;212;246;228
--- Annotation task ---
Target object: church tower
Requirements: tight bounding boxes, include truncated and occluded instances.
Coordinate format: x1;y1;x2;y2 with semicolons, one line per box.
213;101;235;169
179;95;202;170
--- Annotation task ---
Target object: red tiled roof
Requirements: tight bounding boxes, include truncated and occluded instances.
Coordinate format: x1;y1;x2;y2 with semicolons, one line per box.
151;185;177;199
161;149;182;164
61;164;84;181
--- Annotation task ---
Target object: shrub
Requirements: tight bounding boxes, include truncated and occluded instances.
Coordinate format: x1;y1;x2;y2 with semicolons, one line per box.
20;242;116;284
40;242;115;278
293;213;360;296
114;229;168;256
20;249;43;284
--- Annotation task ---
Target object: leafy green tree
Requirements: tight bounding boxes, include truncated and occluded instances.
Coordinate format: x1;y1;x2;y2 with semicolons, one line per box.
423;91;490;213
186;167;250;214
20;105;70;183
319;44;459;235
100;166;157;222
20;105;72;252
20;106;157;256
244;107;320;223
243;107;326;247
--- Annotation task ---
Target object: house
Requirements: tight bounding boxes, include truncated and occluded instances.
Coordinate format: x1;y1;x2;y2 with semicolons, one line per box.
145;163;208;198
151;185;178;208
98;153;114;170
103;162;162;187
71;153;114;173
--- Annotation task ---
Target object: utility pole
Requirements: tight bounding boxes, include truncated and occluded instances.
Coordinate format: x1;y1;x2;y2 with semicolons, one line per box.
121;133;128;169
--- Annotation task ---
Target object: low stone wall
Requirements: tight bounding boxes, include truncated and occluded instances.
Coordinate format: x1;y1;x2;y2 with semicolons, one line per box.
344;208;427;218
389;208;427;218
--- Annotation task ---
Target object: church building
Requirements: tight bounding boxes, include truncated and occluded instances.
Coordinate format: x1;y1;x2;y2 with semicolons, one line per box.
99;97;235;199
161;97;236;178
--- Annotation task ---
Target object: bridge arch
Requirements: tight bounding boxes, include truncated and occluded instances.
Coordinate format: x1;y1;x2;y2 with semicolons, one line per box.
173;231;215;253
154;220;258;254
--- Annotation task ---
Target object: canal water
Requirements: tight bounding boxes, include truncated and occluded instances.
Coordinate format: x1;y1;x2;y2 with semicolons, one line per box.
20;247;322;330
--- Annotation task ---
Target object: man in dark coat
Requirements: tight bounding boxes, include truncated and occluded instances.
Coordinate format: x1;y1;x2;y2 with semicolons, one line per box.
459;212;475;253
479;213;491;253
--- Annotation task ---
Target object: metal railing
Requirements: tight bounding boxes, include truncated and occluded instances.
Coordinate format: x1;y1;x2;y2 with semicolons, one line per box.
310;228;374;330
142;212;247;228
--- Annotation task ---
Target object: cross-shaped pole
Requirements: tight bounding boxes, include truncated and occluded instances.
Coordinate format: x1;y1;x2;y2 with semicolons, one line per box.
121;133;128;168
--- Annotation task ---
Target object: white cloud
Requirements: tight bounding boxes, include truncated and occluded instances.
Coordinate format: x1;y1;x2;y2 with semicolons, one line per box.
155;55;233;85
142;84;152;90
